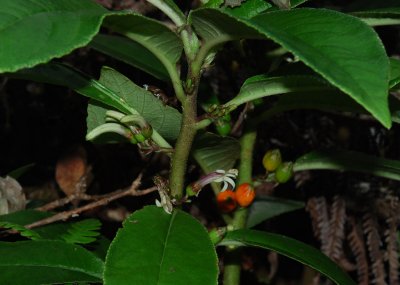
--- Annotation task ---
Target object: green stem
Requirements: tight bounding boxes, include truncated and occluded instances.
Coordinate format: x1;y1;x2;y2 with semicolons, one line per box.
169;91;198;198
223;126;257;285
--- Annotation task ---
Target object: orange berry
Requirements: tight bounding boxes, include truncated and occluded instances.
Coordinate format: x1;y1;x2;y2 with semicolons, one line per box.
235;183;255;207
217;190;237;213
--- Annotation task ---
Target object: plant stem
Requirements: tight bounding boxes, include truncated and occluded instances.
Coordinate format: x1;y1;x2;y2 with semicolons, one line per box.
169;89;198;198
223;126;257;285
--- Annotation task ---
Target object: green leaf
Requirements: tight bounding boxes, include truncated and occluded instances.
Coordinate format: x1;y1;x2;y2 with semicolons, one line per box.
0;221;41;240
0;0;107;73
247;197;304;228
98;67;182;141
191;8;391;128
6;163;35;179
103;12;183;76
0;1;183;78
11;63;135;115
249;9;391;127
89;34;170;80
9;63;180;143
390;58;400;89
0;210;101;243
61;219;101;245
104;206;218;285
294;150;400;181
225;75;334;107
220;229;356;285
223;0;273;19
192;132;240;173
87;100;109;133
0;240;104;285
0;209;51;225
352;7;400;26
254;90;400;125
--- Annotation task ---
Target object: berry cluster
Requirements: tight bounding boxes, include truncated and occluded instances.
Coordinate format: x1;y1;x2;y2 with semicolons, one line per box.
216;183;255;213
262;149;293;183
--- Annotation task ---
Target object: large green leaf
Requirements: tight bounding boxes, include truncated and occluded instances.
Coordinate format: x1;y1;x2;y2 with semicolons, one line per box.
352;7;400;26
10;63;181;143
11;63;135;114
104;206;218;285
103;12;182;77
247;197;304;228
192;132;240;173
253;91;400;125
191;8;391;128
0;240;104;285
89;34;170;80
0;0;107;73
220;229;356;285
225;75;334;107
97;67;182;141
294;150;400;181
0;0;183;79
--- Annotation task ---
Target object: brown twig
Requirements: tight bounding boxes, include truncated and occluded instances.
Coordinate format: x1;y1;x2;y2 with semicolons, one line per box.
36;193;93;211
26;174;157;229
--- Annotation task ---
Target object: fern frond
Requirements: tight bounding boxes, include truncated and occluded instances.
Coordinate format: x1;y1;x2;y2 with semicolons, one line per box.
385;216;399;285
306;196;330;248
362;213;387;285
0;221;41;240
326;196;346;261
348;216;369;285
61;219;101;245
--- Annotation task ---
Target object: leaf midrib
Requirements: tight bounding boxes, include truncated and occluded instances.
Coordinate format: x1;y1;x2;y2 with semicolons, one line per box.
155;211;177;284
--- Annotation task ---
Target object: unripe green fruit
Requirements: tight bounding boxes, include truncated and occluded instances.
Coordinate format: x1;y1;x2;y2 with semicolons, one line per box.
215;119;231;136
130;135;138;144
134;133;146;143
262;149;282;172
275;162;293;183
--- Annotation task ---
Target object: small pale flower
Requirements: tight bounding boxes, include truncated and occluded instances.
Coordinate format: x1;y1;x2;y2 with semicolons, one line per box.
155;189;173;214
213;169;238;191
186;169;238;196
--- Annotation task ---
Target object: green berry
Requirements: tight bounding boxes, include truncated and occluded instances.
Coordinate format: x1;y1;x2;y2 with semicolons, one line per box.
134;133;146;143
215;119;231;136
275;162;293;183
262;149;282;172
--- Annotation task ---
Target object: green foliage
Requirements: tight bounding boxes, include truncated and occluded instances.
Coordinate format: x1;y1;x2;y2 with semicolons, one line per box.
91;67;182;141
104;206;218;285
352;7;400;26
61;219;101;245
221;229;356;285
192;132;240;173
294;150;400;181
0;240;104;285
89;34;170;80
247;197;304;228
1;0;399;284
191;8;391;127
0;221;41;240
0;0;107;73
0;210;101;244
